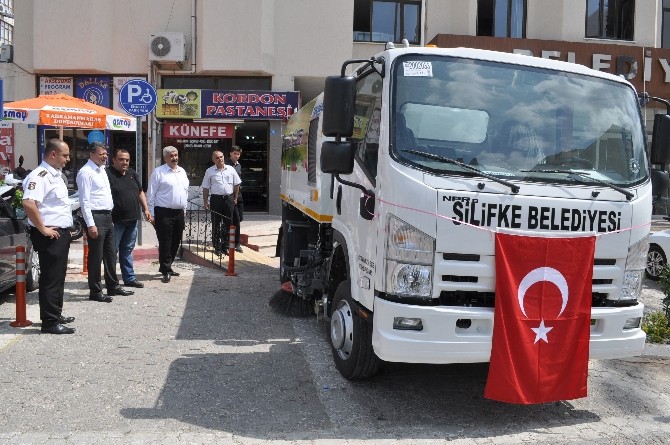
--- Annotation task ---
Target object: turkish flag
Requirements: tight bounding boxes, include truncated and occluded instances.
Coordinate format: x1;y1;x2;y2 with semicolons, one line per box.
485;231;595;404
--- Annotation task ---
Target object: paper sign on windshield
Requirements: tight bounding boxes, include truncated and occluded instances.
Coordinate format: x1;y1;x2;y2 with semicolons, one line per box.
403;61;433;77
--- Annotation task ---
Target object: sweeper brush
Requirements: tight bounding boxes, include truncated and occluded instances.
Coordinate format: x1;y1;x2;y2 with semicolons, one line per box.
269;289;313;317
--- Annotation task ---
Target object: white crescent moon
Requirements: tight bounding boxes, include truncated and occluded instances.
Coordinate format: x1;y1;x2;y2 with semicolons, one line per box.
517;267;569;318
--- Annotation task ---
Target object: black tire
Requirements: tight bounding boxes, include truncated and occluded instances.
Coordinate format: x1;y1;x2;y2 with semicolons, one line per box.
646;244;666;281
329;280;380;380
69;214;84;241
26;245;39;292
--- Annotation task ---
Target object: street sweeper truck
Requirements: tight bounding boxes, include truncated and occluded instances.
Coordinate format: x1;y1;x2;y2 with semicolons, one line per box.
276;43;670;380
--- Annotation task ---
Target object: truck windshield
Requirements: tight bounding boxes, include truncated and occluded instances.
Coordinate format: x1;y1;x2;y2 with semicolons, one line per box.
391;55;648;187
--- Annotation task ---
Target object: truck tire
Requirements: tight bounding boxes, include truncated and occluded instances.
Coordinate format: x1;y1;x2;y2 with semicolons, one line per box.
329;280;380;380
26;245;40;292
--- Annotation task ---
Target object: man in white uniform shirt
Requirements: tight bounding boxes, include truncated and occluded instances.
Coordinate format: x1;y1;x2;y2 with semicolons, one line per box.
202;150;241;256
22;139;75;334
77;142;134;302
147;146;190;283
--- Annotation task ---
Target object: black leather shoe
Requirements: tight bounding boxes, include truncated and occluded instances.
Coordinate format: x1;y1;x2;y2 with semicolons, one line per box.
89;294;113;303
124;281;144;288
108;287;134;296
161;273;171;283
168;271;180;277
41;324;75;334
58;316;75;324
235;245;243;253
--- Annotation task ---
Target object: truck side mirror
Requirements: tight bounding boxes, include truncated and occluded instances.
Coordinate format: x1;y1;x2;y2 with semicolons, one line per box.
320;141;355;175
322;76;356;138
650;114;670;164
651;168;669;197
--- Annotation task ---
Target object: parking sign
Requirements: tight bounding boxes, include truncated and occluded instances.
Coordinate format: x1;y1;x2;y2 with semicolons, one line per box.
119;79;157;117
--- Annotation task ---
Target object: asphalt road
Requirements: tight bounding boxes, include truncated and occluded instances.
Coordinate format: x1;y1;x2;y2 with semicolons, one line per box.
0;257;668;444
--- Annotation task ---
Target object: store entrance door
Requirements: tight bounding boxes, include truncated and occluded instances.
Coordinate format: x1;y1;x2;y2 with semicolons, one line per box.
235;122;268;212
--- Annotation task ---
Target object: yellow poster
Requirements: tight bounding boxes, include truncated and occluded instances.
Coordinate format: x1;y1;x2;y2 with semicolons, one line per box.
156;89;201;118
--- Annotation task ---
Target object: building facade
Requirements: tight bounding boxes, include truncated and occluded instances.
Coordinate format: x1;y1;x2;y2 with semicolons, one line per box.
1;0;668;214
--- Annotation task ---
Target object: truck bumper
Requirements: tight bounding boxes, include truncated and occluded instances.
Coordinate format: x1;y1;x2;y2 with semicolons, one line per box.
371;298;646;364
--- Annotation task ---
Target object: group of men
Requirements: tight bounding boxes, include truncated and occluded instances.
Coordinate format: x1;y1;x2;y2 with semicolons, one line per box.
23;139;244;335
23;140;183;334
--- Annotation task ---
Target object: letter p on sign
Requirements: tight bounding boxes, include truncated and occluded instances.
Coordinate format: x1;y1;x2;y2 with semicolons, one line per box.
119;79;157;117
126;84;143;102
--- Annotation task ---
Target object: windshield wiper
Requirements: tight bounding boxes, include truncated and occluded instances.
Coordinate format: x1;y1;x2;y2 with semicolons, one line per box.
522;168;634;200
403;149;519;193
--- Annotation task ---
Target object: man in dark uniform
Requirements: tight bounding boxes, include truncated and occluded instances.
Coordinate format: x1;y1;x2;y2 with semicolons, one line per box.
228;146;244;252
77;142;134;302
107;149;153;288
22;138;75;334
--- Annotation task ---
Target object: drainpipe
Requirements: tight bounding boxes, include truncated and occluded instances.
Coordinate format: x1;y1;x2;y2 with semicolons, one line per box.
150;0;197;171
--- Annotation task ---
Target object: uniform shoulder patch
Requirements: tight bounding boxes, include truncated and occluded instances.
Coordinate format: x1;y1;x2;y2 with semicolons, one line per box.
27;182;36;190
37;170;48;177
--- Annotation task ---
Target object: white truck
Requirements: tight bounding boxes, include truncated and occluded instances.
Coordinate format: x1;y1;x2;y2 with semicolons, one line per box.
277;43;670;380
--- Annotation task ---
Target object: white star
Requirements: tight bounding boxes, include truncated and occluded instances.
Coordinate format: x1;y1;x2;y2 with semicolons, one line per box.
531;319;553;344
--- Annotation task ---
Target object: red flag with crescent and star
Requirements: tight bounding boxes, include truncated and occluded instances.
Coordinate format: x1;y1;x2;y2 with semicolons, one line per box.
485;231;596;404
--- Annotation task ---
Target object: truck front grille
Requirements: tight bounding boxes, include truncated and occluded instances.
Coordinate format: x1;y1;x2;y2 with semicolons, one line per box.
437;252;621;308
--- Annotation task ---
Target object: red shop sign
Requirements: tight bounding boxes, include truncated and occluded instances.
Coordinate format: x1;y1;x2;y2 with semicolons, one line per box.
163;122;233;139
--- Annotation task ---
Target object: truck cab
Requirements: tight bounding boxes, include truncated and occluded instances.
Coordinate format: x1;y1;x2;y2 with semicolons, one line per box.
280;45;670;380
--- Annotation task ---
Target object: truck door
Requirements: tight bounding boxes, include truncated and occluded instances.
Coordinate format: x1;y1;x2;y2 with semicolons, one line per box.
338;71;383;309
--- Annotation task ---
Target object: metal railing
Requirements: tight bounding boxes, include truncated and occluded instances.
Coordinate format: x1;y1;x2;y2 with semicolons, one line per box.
183;200;234;269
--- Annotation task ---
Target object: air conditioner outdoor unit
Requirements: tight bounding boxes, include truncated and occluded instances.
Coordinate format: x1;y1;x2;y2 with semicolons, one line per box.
149;32;185;63
0;44;13;63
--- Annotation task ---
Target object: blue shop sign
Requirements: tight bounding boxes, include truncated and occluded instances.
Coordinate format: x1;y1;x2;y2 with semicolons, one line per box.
75;76;112;108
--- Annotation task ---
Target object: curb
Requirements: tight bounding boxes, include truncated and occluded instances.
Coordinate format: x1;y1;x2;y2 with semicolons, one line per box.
133;247;159;261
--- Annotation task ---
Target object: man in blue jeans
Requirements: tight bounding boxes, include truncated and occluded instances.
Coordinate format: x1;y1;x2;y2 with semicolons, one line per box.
107;149;152;288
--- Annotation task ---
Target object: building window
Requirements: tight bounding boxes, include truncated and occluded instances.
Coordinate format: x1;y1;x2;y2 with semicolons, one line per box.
477;0;527;38
0;0;13;45
353;0;421;44
586;0;635;41
663;0;670;48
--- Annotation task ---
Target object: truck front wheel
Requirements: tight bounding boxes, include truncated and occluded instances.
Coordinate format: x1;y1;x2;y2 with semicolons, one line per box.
330;280;380;380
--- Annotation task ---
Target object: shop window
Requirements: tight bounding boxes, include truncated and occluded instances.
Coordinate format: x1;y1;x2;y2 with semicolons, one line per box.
477;0;526;38
663;0;670;48
353;0;421;44
41;128;105;189
585;0;634;41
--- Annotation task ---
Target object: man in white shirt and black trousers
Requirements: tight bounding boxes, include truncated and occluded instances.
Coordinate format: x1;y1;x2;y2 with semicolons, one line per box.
147;146;190;283
201;150;241;256
77;142;134;302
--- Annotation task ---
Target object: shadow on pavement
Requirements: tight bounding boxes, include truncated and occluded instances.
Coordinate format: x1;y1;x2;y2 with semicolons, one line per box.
120;260;603;440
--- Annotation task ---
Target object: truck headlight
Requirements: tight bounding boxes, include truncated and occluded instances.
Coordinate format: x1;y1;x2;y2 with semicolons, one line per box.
385;214;435;298
619;235;649;301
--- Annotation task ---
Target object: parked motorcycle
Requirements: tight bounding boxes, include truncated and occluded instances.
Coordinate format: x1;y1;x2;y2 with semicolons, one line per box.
68;191;85;241
0;173;39;291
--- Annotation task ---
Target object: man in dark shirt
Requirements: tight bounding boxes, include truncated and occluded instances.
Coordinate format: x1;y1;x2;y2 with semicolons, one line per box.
107;149;152;288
